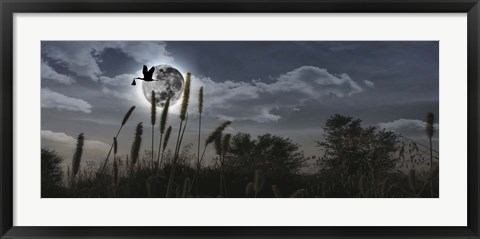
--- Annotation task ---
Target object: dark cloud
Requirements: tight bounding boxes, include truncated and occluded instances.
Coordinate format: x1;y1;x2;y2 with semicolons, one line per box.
41;61;75;85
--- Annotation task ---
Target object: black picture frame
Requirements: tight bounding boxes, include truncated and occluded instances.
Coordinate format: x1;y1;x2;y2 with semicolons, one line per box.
1;0;479;238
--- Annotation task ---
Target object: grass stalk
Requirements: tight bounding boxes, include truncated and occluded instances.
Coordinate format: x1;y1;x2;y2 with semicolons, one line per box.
99;106;136;175
166;72;191;197
151;91;156;169
156;97;170;170
71;133;84;188
130;122;143;175
189;121;232;192
160;126;172;167
197;87;203;172
425;112;435;197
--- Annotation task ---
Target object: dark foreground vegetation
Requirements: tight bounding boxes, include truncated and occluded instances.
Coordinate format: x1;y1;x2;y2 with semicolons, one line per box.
42;73;439;198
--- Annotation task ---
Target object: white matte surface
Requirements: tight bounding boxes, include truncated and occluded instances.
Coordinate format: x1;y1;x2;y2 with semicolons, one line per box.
13;13;467;226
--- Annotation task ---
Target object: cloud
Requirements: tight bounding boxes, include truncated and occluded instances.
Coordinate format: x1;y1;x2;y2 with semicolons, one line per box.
99;73;136;86
377;118;439;139
97;73;144;103
41;61;75;84
42;41;173;81
261;66;363;97
41;88;93;113
43;42;105;80
190;66;366;122
119;41;172;65
329;43;361;52
41;130;110;165
363;80;375;88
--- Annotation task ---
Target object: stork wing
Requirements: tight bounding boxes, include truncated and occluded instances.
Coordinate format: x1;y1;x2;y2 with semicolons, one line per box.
142;65;148;75
148;67;155;76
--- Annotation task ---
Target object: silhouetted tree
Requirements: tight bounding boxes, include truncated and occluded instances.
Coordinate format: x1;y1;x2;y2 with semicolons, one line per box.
229;133;306;191
41;149;65;197
317;114;399;175
316;114;399;196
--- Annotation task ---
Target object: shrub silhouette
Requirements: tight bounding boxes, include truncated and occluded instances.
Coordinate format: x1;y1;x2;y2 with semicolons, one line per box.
316;114;399;197
41;149;66;197
230;133;306;182
317;114;398;175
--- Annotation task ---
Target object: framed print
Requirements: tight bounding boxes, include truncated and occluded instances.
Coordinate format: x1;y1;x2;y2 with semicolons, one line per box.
1;0;479;238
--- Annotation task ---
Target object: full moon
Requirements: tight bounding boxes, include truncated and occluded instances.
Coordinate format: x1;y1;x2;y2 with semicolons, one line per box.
141;65;184;107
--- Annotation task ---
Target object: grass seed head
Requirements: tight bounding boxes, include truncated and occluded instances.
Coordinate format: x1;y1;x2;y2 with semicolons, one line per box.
150;91;156;125
180;73;191;121
163;126;172;151
160;97;170;133
425;112;434;138
113;137;118;155
131;122;143;167
122;106;136;126
205;121;232;146
198;86;204;114
214;134;222;156
72;133;84;177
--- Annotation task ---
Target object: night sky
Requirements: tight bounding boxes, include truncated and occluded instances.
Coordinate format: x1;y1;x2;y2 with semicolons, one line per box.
41;41;439;168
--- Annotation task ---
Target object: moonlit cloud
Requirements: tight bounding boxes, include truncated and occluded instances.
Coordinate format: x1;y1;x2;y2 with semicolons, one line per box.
119;41;173;66
42;42;105;80
190;66;367;122
41;129;76;145
41;88;93;113
99;73;136;86
98;73;140;101
377;118;439;140
41;130;110;165
41;61;75;84
265;66;363;97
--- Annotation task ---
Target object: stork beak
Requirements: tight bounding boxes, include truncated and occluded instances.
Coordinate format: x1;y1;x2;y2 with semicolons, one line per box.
131;79;136;86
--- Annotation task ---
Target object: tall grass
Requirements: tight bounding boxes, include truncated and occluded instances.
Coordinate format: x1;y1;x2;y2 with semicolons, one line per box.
425;112;435;197
71;133;84;187
131;122;143;173
219;133;231;196
197;87;203;171
425;112;434;169
112;136;118;184
99;106;136;175
150;91;157;168
272;185;282;198
215;134;223;195
46;64;439;199
253;169;265;198
166;72;191;197
156;97;170;170
190;120;231;191
160;125;172;167
245;182;253;197
113;157;118;186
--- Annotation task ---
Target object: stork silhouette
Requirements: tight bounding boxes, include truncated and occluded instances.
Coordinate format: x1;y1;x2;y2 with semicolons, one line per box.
131;65;155;85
